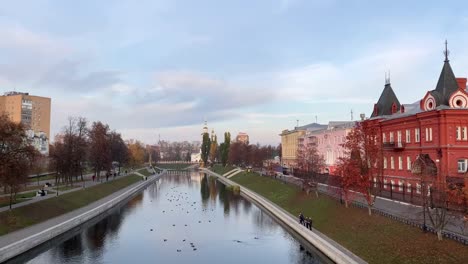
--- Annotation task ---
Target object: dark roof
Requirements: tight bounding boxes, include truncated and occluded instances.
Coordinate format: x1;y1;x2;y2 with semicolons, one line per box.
431;60;459;106
371;83;401;117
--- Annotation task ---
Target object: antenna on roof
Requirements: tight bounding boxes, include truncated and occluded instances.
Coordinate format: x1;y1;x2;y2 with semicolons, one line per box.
315;115;318;123
444;39;450;62
350;109;354;120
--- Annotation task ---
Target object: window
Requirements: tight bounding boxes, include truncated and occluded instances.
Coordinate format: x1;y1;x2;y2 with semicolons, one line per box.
390;156;395;169
389;132;394;143
391;180;395;190
407;156;411;170
397;131;402;144
406;129;411;143
373;177;377;188
382;133;386;143
398;156;403;170
425;127;433;141
464;127;468;140
416;183;421;194
407;183;412;193
399;181;404;192
383;157;387;169
457;126;462;140
458;159;467;173
415;128;420;142
384;179;388;189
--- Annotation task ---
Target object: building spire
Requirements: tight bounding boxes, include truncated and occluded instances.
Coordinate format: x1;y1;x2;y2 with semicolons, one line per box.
444;39;450;62
385;71;391;85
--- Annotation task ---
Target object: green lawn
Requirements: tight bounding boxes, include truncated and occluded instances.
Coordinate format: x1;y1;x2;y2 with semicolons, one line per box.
212;164;235;175
28;174;57;183
53;185;80;192
155;163;192;170
229;171;468;264
0;174;141;236
137;168;153;177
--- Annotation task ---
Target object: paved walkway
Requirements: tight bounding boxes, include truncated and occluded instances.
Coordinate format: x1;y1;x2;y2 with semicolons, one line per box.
0;169;144;213
0;170;163;250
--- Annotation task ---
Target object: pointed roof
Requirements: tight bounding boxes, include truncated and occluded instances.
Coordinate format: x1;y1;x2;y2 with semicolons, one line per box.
371;83;401;117
431;59;459;106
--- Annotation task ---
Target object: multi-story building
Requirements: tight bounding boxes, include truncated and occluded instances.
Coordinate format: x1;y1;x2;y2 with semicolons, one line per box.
236;132;249;144
365;48;468;191
0;91;51;155
280;123;327;168
298;121;355;174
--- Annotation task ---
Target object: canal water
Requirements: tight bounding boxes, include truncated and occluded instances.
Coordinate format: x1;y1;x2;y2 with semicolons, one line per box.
11;172;329;264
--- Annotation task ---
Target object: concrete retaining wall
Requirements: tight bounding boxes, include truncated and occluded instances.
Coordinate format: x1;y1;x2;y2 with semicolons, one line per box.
203;169;367;264
0;171;165;263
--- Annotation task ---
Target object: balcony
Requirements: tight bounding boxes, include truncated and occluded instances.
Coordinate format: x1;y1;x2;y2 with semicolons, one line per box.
383;142;405;151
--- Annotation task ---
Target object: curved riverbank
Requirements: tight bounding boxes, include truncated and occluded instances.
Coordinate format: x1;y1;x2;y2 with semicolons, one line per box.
202;168;366;264
0;171;166;263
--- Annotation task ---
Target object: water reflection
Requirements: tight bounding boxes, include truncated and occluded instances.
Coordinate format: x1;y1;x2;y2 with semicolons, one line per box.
16;172;329;264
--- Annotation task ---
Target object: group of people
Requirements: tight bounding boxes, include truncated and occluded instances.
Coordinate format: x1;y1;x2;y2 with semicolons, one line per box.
299;212;313;230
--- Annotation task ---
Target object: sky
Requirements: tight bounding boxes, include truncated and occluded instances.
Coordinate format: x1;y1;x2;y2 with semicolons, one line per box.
1;0;468;145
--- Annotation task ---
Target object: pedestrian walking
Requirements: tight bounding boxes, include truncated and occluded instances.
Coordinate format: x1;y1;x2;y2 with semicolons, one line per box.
299;213;304;225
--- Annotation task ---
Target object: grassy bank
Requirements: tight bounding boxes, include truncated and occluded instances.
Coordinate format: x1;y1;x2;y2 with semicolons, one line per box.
0;174;141;236
137;168;152;177
230;171;468;264
156;163;192;170
211;164;235;176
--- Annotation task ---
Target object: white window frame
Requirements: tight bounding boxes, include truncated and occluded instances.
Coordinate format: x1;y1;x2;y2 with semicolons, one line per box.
425;127;433;141
373;177;377;188
397;131;402;144
391;180;395;190
463;127;467;140
458;159;467;173
384;179;388;189
399;181;404;192
415;128;420;142
407;156;411;171
407;183;412;193
383;157;387;169
457;126;462;140
382;133;386;143
416;183;421;194
390;156;394;169
398;156;403;170
406;129;411;143
389;132;394;143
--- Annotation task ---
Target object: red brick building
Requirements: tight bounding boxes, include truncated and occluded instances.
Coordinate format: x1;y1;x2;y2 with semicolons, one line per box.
366;48;468;193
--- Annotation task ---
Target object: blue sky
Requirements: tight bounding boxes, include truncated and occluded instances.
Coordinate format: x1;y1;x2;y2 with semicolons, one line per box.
1;0;468;145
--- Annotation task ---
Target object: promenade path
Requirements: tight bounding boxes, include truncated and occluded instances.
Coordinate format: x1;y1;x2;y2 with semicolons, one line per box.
0;170;162;251
0;168;147;213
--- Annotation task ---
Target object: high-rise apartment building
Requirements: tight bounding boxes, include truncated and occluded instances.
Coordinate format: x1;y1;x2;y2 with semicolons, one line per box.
0;91;51;154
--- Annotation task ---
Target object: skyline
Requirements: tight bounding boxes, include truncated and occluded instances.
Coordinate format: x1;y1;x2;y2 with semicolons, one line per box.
2;1;468;145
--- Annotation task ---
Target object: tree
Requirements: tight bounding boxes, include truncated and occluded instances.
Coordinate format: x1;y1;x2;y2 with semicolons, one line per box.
127;140;146;167
335;157;360;208
88;121;112;181
339;122;381;215
201;132;211;166
209;134;218;164
0;114;38;209
110;131;128;174
220;132;231;167
296;145;325;197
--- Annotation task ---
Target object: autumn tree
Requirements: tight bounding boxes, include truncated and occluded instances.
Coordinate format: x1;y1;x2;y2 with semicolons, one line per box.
110;131;128;174
127;140;146;167
296;145;325;197
0;114;39;209
88;121;112;181
201;132;211;167
209;133;218;164
338;122;381;215
335;157;360;208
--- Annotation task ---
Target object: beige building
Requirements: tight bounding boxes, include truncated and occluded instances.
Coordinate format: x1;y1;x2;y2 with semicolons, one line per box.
280;123;327;169
0;91;51;154
236;132;249;144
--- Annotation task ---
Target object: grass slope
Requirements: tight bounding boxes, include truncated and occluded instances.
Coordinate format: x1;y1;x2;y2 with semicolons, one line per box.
230;171;468;264
212;164;235;176
0;174;141;236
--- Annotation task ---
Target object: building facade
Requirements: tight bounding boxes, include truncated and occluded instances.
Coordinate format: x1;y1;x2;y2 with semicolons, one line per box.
236;132;249;144
298;121;355;174
365;50;468;192
0;91;51;154
280;123;327;168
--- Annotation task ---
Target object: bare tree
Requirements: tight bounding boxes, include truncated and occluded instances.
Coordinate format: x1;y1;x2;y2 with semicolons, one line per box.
88;121;112;181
